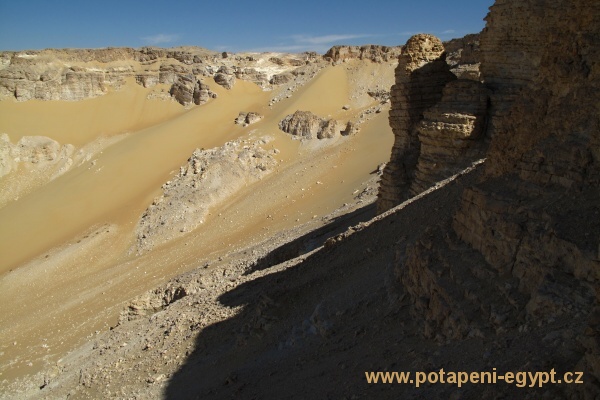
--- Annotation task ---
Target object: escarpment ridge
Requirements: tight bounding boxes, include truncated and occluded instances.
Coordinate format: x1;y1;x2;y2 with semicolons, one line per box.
0;47;321;103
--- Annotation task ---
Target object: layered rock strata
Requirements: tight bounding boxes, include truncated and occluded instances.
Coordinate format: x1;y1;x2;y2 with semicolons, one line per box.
411;79;489;194
377;34;457;212
391;0;600;394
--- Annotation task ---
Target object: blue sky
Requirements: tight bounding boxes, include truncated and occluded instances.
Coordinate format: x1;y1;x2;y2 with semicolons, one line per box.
0;0;493;53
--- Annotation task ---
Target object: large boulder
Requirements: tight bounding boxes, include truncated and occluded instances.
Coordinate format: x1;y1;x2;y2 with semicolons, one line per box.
278;111;345;140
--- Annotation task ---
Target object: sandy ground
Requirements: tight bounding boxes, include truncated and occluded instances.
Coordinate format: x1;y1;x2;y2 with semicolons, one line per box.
0;59;395;387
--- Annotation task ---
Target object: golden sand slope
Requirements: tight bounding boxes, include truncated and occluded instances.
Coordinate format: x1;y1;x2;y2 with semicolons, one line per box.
0;61;394;383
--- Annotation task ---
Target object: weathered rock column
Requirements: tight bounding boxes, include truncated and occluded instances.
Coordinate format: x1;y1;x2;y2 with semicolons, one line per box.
377;34;455;213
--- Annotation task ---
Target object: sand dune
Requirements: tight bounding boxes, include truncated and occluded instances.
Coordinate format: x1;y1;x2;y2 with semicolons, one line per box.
0;79;184;146
0;59;395;384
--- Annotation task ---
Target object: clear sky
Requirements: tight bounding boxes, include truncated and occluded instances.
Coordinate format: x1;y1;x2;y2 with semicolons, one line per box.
0;0;494;53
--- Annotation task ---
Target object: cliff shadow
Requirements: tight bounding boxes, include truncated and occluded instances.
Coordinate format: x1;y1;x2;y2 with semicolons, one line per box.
244;202;377;275
163;165;538;400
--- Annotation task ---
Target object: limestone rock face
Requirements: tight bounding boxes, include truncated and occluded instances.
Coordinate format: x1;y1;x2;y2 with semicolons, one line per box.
135;73;159;88
478;0;546;139
0;134;73;178
324;45;402;63
278;111;345;140
389;0;600;393
135;139;277;251
278;111;323;139
452;0;600;331
411;79;489;194
445;33;480;65
0;63;110;101
317;119;345;139
378;34;457;212
169;74;197;105
194;82;217;105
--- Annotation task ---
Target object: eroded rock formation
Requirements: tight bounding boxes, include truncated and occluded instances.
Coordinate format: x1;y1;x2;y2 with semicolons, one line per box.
0;47;321;103
0;134;114;208
214;66;236;89
169;74;216;106
0;134;74;178
278;111;347;140
269;72;294;85
324;45;402;63
135;139;278;252
235;112;262;126
378;34;457;212
390;0;600;395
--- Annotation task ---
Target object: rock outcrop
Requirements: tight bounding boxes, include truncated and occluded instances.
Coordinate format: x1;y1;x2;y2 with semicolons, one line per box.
0;134;74;179
269;72;294;85
235;68;269;88
388;0;600;395
378;34;457;212
0;63;111;101
169;74;216;106
135;139;278;252
214;66;236;89
235;112;262;127
454;0;600;330
278;111;347;140
0;134;79;207
0;47;322;103
158;64;190;85
324;45;402;63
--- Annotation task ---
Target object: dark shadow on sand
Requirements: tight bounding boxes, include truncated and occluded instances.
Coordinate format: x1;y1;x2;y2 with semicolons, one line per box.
163;167;498;400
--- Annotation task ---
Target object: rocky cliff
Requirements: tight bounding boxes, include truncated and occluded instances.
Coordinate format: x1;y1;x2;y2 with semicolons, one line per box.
3;7;598;396
390;0;600;395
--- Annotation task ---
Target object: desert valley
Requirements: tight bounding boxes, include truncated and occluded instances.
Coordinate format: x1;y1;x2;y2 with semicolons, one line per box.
0;0;599;398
